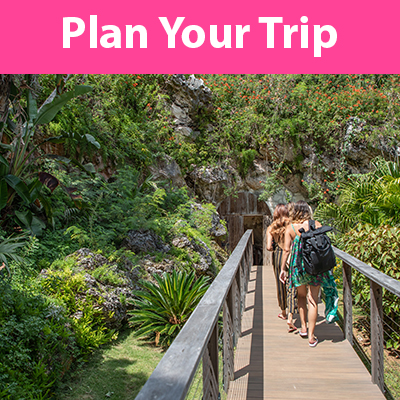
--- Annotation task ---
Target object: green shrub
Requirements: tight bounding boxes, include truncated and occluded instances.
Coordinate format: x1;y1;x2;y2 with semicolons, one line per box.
0;282;77;399
40;260;116;353
336;224;400;350
238;149;257;177
92;264;124;286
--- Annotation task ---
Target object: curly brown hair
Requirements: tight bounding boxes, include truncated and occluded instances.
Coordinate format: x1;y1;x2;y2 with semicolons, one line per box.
292;200;312;223
269;204;289;243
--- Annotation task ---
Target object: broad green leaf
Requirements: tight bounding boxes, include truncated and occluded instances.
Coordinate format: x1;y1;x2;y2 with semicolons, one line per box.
85;134;101;149
0;143;13;151
0;154;9;167
83;163;96;174
41;135;66;144
0;164;7;178
34;85;92;126
15;209;33;227
4;175;31;204
15;210;46;236
27;90;38;123
0;179;7;210
6;118;17;133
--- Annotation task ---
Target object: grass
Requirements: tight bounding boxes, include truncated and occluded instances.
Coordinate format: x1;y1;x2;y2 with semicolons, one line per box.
56;328;164;400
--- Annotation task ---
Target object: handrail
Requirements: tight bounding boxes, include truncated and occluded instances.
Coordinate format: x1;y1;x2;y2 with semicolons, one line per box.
333;247;400;297
333;246;400;393
135;229;254;400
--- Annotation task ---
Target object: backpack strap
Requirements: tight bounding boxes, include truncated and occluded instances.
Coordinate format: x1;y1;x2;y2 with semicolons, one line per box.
309;220;316;230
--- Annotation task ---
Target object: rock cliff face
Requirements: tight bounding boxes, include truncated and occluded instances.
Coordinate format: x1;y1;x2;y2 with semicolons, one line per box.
164;74;213;141
157;76;393;208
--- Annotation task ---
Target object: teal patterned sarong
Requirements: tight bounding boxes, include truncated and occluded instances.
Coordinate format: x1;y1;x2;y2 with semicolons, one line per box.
288;234;339;323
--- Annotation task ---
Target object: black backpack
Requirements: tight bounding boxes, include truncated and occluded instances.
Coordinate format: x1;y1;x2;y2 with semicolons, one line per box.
297;220;336;276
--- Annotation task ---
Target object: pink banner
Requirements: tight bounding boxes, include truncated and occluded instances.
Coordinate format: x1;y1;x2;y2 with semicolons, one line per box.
1;0;399;73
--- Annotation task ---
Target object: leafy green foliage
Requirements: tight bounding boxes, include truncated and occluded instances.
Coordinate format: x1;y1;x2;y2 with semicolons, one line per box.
129;270;210;347
0;282;78;399
92;264;125;286
40;259;116;352
336;224;400;350
4;73;400;398
0;234;27;275
0;74;94;233
315;157;400;351
238;149;257;177
315;158;400;231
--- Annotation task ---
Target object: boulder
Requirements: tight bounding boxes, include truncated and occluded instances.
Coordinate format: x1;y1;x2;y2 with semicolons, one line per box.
172;234;214;275
163;74;213;141
121;229;171;254
187;165;240;204
149;154;186;188
40;249;144;330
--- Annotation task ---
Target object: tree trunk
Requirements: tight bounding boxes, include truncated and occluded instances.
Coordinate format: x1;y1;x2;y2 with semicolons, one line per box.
0;74;11;138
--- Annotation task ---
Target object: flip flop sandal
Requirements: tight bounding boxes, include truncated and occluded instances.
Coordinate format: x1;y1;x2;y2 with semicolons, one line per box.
309;337;318;347
299;330;308;338
287;323;297;333
278;313;287;320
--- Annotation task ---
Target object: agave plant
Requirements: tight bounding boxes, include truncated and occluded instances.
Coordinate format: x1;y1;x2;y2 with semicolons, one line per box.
129;270;210;347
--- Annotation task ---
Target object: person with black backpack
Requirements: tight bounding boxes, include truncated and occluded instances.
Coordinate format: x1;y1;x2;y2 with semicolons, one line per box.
279;200;335;347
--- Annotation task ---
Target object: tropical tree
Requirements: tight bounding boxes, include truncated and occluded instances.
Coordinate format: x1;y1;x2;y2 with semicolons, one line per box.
129;270;210;347
0;74;94;231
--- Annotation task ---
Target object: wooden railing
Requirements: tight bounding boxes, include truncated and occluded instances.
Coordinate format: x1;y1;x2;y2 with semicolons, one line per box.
135;229;254;400
333;247;400;393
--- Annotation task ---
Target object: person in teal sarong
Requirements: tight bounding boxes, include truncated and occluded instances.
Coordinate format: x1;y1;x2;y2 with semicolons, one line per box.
279;201;338;347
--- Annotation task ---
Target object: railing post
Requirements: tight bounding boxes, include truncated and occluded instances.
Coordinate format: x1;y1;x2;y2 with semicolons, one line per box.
231;277;240;346
370;280;384;392
236;262;243;336
202;323;219;400
342;261;353;345
223;298;234;391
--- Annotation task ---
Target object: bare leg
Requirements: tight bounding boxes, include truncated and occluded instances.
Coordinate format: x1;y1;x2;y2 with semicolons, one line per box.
297;285;307;334
307;285;320;343
286;282;297;331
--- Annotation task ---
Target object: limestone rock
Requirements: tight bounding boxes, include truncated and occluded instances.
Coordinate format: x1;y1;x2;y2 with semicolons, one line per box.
189;202;227;238
40;249;145;330
187;165;239;204
172;234;214;275
210;213;227;237
163;74;213;141
72;248;108;271
121;229;171;254
149;154;186;188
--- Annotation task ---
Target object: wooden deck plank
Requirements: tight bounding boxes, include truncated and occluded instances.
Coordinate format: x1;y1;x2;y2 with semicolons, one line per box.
227;265;385;400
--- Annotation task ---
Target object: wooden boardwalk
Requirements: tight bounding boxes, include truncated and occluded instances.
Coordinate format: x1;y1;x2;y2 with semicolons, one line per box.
227;264;386;400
